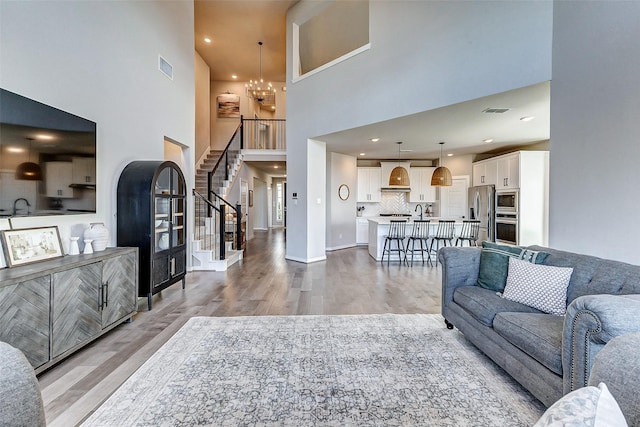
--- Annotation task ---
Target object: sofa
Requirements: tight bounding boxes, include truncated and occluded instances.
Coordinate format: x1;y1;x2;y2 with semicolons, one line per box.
439;244;640;413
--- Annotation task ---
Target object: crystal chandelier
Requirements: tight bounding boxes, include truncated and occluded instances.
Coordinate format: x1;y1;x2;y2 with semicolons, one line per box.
245;41;276;106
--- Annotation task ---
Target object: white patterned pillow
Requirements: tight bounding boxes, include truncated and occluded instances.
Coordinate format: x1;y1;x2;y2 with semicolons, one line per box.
502;257;573;315
534;383;628;427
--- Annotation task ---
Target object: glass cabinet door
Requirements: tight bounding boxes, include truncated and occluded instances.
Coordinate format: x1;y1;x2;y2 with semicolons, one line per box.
171;197;185;246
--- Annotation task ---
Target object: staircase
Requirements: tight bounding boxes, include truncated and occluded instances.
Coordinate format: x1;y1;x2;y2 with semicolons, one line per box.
192;143;244;271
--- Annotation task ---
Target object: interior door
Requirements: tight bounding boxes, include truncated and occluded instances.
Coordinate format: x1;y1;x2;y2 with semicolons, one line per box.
440;176;469;218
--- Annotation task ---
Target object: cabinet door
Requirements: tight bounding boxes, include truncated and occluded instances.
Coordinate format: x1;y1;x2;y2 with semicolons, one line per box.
357;168;370;202
0;276;50;368
72;157;96;185
101;253;137;328
473;163;486;186
409;168;423;202
485;160;498;186
45;162;74;198
356;219;369;244
52;263;102;358
368;168;382;202
497;154;519;189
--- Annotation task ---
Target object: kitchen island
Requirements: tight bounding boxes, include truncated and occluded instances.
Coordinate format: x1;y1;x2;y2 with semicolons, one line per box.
367;217;464;262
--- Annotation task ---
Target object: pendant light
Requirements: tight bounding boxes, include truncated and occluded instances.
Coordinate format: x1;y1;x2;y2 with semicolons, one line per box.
431;141;452;186
245;41;276;106
15;138;43;181
389;141;410;186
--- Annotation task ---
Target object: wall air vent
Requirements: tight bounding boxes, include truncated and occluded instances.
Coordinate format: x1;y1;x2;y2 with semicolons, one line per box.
483;108;510;114
159;55;173;80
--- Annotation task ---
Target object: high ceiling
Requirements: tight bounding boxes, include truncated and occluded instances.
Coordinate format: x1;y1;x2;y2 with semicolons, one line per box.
194;1;550;162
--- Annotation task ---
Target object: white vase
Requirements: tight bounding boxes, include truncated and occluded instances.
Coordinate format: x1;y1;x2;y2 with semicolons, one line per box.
69;237;80;255
85;222;109;251
83;239;94;254
158;233;169;250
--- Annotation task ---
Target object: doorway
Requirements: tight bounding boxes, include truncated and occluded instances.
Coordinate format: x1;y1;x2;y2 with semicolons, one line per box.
440;176;470;219
253;178;268;231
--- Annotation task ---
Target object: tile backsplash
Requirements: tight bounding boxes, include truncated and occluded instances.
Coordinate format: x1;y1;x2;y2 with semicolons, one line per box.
358;192;438;217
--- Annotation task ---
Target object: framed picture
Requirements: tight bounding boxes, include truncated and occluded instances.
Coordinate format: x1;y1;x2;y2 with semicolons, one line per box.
249;190;254;207
217;93;240;118
0;226;64;267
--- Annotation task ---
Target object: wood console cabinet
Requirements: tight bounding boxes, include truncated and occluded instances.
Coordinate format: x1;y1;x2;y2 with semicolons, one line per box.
117;161;187;310
0;247;138;373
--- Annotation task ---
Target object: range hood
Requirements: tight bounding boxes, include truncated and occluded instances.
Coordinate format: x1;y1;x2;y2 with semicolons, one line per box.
380;161;412;191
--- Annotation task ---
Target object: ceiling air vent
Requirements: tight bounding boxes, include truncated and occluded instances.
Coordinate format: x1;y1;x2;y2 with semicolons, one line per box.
159;55;173;80
483;108;510;114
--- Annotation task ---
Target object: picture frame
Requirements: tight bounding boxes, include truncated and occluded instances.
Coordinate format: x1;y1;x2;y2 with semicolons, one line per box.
217;93;240;118
249;190;254;207
338;184;350;201
0;226;64;267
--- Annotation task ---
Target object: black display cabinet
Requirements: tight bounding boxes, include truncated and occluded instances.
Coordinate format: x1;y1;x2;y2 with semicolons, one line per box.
117;161;187;310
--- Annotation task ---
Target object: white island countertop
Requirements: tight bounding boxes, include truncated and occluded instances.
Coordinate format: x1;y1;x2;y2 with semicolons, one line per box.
366;216;461;224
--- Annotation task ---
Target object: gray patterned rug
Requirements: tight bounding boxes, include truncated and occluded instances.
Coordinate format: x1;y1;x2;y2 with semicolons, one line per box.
81;314;545;426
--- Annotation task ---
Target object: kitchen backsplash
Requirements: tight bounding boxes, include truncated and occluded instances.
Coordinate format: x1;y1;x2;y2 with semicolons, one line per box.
358;192;438;217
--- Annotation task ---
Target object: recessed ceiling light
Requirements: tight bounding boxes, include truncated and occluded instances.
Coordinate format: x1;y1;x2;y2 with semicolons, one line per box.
271;106;275;110
231;75;237;79
483;138;494;143
204;38;211;43
7;147;24;153
447;153;453;157
359;153;366;156
370;138;380;142
36;134;54;140
520;116;535;122
274;165;279;169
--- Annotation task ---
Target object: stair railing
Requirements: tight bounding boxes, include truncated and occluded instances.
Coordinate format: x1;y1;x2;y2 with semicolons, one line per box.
241;116;286;150
207;121;242;197
209;191;243;252
193;189;226;259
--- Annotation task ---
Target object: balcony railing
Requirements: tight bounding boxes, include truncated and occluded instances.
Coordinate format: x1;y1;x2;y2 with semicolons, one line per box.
241;117;286;150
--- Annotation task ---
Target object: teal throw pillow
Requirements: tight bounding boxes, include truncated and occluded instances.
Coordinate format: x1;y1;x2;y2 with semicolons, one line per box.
476;241;549;292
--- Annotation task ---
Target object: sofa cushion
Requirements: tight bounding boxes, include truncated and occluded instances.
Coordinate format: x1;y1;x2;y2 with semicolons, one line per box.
453;286;542;327
477;241;549;292
502;258;574;315
494;312;564;375
534;383;627;427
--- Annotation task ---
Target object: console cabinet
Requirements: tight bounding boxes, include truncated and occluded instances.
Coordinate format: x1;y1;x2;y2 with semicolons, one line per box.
0;247;138;373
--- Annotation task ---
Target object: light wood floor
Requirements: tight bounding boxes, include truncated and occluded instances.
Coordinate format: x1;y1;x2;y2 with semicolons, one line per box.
38;229;443;426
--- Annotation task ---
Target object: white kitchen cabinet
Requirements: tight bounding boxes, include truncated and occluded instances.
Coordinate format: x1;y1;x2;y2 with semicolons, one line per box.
472;159;497;186
72;157;96;185
409;167;436;202
496;153;519;189
45;162;74;198
357;167;381;202
356;218;369;245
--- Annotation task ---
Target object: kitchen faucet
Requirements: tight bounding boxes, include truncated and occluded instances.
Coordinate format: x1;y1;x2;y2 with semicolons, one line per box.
13;198;30;216
415;204;423;220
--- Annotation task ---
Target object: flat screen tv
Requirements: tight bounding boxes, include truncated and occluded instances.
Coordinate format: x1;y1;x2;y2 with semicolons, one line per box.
0;88;96;217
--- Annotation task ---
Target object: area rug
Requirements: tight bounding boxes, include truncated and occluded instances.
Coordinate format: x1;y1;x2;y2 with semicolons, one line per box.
81;314;545;426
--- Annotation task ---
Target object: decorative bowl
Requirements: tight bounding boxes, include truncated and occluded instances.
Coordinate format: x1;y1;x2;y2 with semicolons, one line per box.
155;220;162;228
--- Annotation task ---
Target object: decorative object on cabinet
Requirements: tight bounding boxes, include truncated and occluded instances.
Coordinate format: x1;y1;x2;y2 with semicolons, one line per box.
69;237;80;255
83;239;93;254
338;184;350;201
389;142;410;186
431;142;453;186
0;226;63;267
117;161;187;310
84;222;109;251
0;247;138;373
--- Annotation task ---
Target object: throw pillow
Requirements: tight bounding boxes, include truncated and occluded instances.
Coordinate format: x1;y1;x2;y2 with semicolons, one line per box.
502;257;573;315
534;383;628;427
476;241;549;292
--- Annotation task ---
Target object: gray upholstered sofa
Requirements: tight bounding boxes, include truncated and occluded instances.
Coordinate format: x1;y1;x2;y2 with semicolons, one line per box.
439;245;640;411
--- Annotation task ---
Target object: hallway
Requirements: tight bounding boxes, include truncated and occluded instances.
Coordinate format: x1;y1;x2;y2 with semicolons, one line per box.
38;229;442;426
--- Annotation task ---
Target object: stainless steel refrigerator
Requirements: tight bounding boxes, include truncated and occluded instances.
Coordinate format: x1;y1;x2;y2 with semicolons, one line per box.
468;185;495;243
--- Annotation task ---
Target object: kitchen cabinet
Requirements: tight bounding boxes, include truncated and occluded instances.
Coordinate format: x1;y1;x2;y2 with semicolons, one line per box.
45;161;74;198
72;157;96;186
496;153;520;189
472;160;497;186
0;248;138;373
117;161;187;310
409;167;436;202
356;217;369;245
357;167;381;202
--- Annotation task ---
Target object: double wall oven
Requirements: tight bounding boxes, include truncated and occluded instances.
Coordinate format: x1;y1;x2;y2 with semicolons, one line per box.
495;190;519;245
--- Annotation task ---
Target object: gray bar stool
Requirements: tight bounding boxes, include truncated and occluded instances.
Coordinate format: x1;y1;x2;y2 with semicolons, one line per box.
455;220;481;247
405;220;431;266
381;220;407;265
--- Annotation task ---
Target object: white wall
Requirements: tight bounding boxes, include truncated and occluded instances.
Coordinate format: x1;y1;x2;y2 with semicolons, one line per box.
195;52;211;163
226;163;272;241
326;152;357;250
0;1;195;253
286;0;553;262
550;2;640;264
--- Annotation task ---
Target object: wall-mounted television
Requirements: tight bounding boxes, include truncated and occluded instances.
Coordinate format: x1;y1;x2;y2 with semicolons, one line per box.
0;88;96;217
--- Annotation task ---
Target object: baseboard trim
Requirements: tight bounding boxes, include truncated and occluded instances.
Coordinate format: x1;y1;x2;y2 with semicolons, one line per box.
326;243;357;251
285;254;327;264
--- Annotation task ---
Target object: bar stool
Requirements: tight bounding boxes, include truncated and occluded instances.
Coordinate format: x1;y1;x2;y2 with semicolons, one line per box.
405;220;431;266
381;220;407;265
455;220;481;247
429;220;455;263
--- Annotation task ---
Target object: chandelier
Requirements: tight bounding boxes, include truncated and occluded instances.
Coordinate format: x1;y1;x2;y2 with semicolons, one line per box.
245;41;276;106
